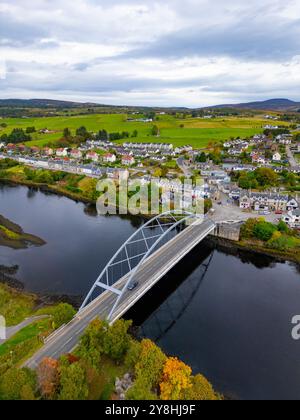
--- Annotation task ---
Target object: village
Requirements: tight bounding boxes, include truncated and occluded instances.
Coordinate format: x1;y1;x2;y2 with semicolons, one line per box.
0;126;300;228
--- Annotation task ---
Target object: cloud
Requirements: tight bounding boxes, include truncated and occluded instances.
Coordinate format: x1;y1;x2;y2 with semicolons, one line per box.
0;0;300;106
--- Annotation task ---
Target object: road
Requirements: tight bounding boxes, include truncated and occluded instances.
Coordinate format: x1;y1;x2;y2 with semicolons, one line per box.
0;316;48;346
177;157;193;177
24;218;215;369
211;193;280;224
286;146;298;168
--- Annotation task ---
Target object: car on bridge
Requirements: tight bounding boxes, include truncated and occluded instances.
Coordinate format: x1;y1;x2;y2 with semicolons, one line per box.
127;281;139;291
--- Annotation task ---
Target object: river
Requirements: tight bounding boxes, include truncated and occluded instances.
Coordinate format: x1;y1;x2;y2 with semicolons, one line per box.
1;183;300;400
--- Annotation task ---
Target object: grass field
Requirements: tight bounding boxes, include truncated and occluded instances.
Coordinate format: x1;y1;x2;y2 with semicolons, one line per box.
0;284;36;327
0;114;290;148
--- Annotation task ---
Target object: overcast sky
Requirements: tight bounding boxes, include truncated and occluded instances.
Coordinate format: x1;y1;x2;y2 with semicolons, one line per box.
1;0;300;107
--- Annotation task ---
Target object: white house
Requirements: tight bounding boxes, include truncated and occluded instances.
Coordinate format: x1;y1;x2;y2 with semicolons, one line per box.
70;149;83;159
103;153;116;163
282;210;300;228
287;199;299;211
122;155;135;166
272;152;282;162
56;148;68;158
86;151;99;162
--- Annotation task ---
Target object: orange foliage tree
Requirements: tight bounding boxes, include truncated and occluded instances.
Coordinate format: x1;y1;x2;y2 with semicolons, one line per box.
37;357;60;400
160;357;192;400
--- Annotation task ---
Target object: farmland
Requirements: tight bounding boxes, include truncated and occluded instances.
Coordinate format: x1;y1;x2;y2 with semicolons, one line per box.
0;113;290;148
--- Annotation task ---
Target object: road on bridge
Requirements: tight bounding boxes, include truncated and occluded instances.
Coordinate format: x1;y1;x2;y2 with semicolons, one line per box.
24;218;215;369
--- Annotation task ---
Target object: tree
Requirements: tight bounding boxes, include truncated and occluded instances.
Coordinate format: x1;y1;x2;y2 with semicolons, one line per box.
77;319;107;368
124;340;142;371
0;368;36;400
52;303;76;329
255;168;278;188
277;220;290;234
59;362;88;401
37;358;60;400
182;374;217;401
204;199;213;214
7;128;31;144
76;126;89;139
26;127;36;134
63;128;72;139
103;319;132;361
126;378;158;401
240;218;259;239
253;221;277;242
151;125;159;137
97;129;108;141
132;130;138;138
160;357;192;400
196;152;207;163
134;339;166;389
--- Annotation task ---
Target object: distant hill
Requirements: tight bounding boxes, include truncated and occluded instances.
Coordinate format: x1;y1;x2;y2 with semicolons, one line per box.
206;98;300;111
0;99;101;108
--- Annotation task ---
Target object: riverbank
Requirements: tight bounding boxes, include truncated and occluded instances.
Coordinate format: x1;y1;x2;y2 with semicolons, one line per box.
207;235;300;265
0;214;46;250
2;174;300;265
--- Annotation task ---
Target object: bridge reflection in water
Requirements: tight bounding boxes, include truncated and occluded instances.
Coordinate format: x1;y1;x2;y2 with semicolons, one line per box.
138;253;214;342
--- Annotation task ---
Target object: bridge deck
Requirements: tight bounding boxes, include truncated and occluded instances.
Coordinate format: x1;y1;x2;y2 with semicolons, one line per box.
25;219;215;369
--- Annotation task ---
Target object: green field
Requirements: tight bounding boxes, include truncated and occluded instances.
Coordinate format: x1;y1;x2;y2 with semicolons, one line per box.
0;114;290;148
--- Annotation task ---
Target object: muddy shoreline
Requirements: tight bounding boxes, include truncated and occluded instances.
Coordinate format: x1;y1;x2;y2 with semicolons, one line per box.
0;264;82;309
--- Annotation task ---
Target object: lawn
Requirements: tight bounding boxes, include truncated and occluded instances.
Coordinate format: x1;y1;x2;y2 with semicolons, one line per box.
0;284;36;327
0;113;289;148
0;319;50;358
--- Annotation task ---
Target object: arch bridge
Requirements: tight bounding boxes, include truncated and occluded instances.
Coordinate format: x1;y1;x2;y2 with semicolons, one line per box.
80;211;215;322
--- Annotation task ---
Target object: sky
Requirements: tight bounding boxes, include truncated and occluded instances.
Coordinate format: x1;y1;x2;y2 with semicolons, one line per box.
1;0;300;107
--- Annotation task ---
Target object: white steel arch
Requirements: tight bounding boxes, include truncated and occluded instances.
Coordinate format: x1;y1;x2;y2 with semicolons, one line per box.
80;211;202;320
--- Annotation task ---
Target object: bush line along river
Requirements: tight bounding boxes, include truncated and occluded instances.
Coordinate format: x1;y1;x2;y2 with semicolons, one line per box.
0;183;300;400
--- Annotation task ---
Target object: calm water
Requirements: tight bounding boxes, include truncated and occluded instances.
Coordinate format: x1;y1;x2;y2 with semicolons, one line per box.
1;184;300;400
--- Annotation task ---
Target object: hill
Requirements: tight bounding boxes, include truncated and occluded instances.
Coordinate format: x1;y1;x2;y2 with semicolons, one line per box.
206;98;300;111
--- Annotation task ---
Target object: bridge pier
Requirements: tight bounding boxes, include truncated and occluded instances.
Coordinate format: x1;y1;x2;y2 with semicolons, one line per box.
212;222;242;242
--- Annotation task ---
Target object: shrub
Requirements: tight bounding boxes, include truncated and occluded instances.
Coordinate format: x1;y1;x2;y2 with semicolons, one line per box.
253;221;277;242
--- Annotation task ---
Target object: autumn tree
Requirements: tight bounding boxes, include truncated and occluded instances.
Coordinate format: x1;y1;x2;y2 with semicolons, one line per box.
181;374;218;401
37;358;60;400
0;368;37;400
160;357;192;400
134;339;166;389
59;362;88;401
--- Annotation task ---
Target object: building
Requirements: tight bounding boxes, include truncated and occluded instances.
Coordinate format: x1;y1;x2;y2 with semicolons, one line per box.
122;155;135;166
239;192;289;212
103;153;116;163
70;149;83;159
56;148;68;158
86;151;99;162
282;210;300;228
272;152;282;162
43;147;54;156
